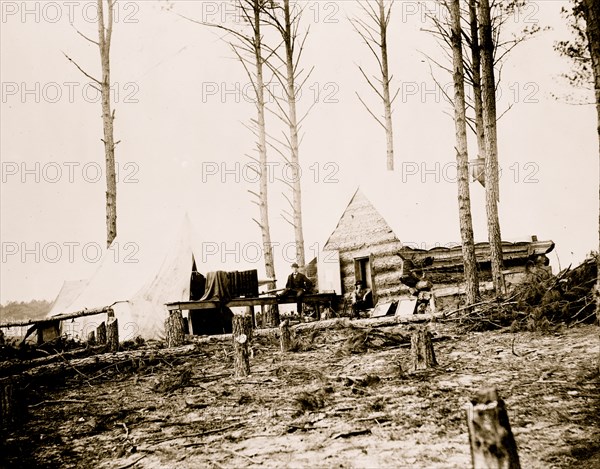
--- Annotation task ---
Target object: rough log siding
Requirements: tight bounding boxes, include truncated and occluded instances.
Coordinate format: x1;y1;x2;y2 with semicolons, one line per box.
324;190;404;301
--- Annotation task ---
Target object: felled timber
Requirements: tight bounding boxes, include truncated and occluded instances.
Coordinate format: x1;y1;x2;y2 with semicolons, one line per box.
0;306;113;329
15;344;200;381
187;312;444;345
0;345;108;377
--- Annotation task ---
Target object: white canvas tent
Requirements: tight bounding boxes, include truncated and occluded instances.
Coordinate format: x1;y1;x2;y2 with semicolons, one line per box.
47;280;88;317
49;216;207;341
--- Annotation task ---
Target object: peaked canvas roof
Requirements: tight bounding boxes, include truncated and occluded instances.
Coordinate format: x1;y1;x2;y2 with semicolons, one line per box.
324;188;400;251
47;279;88;318
48;216;206;340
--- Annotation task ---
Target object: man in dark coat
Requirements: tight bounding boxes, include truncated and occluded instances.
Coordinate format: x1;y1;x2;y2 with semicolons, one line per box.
279;263;312;313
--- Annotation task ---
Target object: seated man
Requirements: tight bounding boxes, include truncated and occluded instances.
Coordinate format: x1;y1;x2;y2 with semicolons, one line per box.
351;281;372;318
279;263;312;313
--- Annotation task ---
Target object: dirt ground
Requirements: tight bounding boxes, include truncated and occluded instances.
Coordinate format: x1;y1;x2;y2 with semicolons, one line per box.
1;320;599;469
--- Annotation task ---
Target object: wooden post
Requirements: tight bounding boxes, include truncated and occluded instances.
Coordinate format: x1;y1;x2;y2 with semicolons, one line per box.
165;310;185;348
279;319;292;352
87;331;96;345
409;326;437;371
264;304;280;328
106;317;119;352
96;322;107;344
465;388;521;469
232;313;251;377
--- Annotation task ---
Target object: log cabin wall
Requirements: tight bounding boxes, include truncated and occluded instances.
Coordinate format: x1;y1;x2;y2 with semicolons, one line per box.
323;190;405;302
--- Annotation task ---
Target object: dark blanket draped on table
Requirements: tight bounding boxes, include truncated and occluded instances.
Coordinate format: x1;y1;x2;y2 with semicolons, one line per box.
191;271;233;335
200;271;232;303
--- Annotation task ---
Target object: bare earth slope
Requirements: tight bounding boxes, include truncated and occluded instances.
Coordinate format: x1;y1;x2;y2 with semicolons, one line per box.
1;322;598;468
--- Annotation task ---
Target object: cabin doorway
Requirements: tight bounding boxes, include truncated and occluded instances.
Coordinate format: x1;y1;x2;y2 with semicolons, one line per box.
354;256;373;289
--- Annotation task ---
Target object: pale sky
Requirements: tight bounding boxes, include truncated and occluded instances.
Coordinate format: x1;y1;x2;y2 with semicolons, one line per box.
1;0;598;304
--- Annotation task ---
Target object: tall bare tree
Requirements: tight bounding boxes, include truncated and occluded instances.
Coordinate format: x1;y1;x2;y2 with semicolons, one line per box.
261;0;311;268
580;0;600;366
448;0;480;305
468;0;486;185
177;2;278;307
351;0;398;171
478;0;504;294
426;1;541;295
65;0;117;247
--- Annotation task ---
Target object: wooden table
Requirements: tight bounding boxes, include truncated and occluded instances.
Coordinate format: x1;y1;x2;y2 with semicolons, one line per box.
165;293;337;328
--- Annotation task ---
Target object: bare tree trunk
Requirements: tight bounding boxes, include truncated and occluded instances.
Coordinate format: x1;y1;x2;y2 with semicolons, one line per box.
379;0;395;171
466;388;521;469
478;0;505;294
469;0;486;184
98;0;117;247
449;0;479;306
352;1;396;171
282;0;305;267
253;0;280;325
581;0;600;371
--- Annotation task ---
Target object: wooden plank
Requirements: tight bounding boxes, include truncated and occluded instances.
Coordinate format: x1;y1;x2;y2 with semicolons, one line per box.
166;294;337;312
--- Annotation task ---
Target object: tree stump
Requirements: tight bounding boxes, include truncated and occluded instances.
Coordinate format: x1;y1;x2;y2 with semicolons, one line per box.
232;313;251;377
409;326;437;371
106;317;119;352
0;377;24;431
87;331;96;345
244;308;254;358
465;388;521;469
96;322;107;344
279;319;292;352
165;310;185;348
244;307;254;342
264;304;280;328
